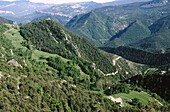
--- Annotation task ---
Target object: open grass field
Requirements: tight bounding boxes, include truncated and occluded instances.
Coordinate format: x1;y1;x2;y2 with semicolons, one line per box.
4;25;25;49
32;49;69;62
113;90;154;105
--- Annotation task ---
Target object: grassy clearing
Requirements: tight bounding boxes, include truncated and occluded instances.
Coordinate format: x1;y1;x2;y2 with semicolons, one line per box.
144;68;159;75
113;90;154;105
4;25;26;49
32;50;69;62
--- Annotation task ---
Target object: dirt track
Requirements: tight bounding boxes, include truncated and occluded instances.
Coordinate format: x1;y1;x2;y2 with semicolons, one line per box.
3;28;14;34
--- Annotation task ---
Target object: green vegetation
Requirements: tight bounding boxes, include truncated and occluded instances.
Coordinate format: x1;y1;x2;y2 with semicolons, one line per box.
100;46;170;66
0;16;14;24
65;11;126;46
130;15;170;53
104;82;131;95
0;22;119;112
113;90;153;105
20;19;116;74
128;72;170;102
31;50;68;62
31;15;66;25
99;49;149;78
95;1;169;26
0;19;169;111
65;1;169;50
105;20;151;47
4;25;25;49
46;56;103;90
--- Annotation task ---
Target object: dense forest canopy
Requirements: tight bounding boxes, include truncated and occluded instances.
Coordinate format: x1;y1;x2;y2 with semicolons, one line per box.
0;0;170;111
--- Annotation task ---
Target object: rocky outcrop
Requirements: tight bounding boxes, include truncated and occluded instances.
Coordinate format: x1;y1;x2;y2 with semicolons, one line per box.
108;96;124;107
141;0;168;8
7;59;22;68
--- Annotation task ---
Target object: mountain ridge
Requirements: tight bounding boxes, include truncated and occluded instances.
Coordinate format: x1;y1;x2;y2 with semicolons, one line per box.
130;15;170;53
104;20;151;47
65;11;127;46
20;19;116;74
0;18;169;111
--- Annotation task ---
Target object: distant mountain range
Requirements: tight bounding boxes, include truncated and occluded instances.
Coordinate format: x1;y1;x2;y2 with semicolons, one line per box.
64;0;169;50
95;0;169;26
0;0;151;24
38;0;151;22
0;0;54;17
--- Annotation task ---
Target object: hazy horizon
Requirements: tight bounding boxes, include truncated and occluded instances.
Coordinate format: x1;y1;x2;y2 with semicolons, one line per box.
1;0;116;4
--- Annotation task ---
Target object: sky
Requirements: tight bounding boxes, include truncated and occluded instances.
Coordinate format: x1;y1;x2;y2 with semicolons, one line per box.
2;0;115;4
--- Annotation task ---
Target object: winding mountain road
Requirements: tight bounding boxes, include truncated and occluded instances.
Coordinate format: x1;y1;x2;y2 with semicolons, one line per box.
141;91;163;106
113;56;121;66
3;28;14;34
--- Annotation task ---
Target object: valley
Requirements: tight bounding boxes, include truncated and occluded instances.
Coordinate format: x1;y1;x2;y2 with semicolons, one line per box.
0;0;169;111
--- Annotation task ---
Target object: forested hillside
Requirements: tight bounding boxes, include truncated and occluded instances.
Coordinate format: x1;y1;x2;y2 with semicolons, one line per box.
20;19;115;74
65;11;126;46
105;20;151;47
64;0;169;49
130;15;170;53
0;17;14;24
0;0;170;111
95;0;169;26
31;15;66;25
100;46;170;66
0;23;119;111
0;18;170;111
126;72;170;102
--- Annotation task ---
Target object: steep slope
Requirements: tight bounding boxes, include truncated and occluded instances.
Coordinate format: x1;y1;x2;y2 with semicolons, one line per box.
95;0;170;26
130;15;170;53
100;50;149;79
65;11;127;46
0;16;15;24
20;19;115;74
0;23;121;112
0;19;169;111
104;20;151;47
5;2;103;25
100;46;170;66
127;72;170;101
